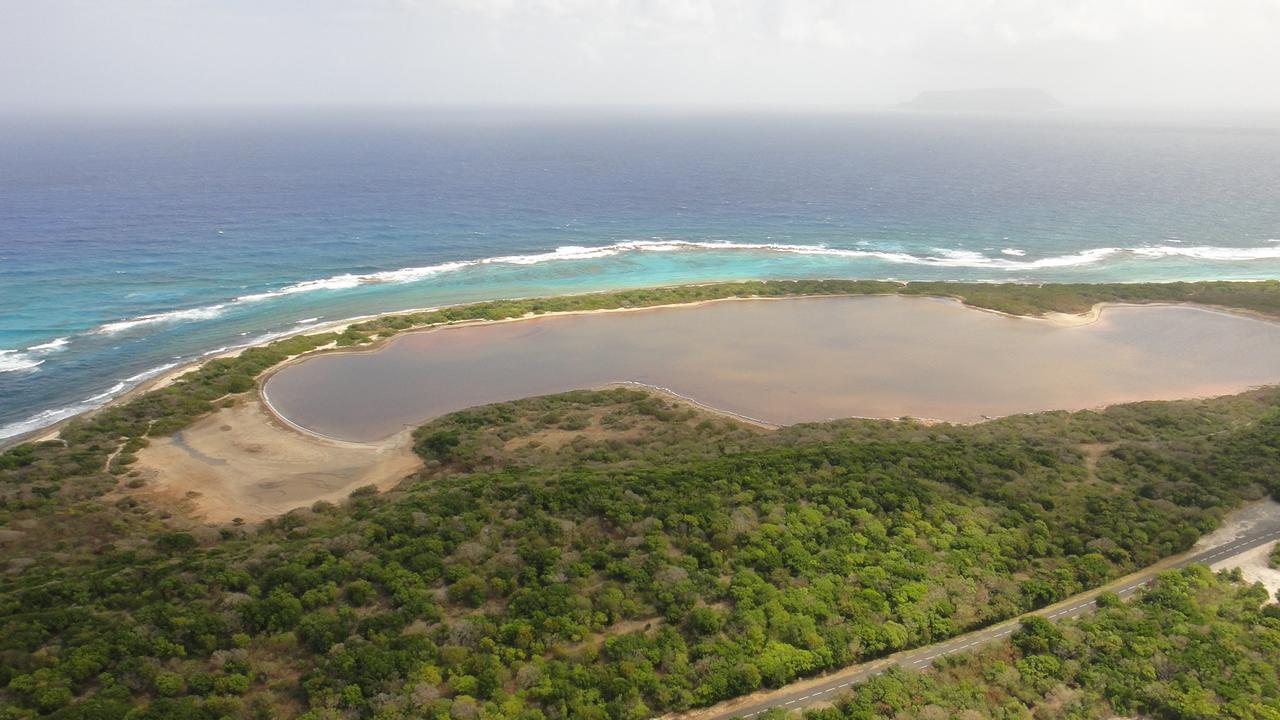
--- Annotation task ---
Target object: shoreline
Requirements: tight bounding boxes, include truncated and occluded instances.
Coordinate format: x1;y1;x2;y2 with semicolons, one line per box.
256;294;1280;445
9;286;1280;450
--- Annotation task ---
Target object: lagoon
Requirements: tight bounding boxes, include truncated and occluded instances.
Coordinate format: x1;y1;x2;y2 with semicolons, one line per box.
263;296;1280;441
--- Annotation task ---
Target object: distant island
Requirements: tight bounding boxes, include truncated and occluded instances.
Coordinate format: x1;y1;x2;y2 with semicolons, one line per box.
899;87;1063;112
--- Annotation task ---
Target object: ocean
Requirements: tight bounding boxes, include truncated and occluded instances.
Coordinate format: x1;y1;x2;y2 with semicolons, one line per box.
2;110;1279;439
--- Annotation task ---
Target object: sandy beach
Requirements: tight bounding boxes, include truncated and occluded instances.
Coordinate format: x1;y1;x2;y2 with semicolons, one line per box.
16;283;1277;448
15;290;1280;522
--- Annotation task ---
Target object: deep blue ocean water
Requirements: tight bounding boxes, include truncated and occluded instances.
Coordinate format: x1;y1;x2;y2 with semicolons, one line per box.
2;110;1279;439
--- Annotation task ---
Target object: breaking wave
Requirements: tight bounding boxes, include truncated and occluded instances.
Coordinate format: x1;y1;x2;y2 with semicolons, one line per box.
0;337;71;373
27;337;70;352
76;240;1280;338
0;350;44;374
0;361;184;441
1129;245;1280;261
95;305;228;335
0;404;95;440
228;240;1280;308
9;238;1280;442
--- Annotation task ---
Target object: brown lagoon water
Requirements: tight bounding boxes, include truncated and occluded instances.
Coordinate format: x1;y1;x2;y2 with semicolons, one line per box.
263;296;1280;441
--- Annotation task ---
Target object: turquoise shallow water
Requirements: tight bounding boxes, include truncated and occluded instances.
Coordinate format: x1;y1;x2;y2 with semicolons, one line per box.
2;111;1279;438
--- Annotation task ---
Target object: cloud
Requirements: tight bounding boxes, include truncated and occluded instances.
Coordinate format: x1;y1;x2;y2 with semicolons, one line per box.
1;0;1278;110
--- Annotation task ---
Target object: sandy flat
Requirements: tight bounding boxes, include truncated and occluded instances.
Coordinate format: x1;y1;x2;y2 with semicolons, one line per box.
1212;543;1280;600
1197;498;1280;601
1194;498;1280;550
130;398;421;523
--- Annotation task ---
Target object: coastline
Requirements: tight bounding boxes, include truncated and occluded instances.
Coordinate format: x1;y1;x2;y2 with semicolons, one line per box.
10;283;1280;451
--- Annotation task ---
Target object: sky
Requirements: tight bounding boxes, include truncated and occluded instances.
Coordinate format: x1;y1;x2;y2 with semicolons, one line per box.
2;0;1279;112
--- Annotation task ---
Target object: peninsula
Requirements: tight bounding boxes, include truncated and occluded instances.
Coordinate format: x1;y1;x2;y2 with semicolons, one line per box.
3;279;1280;720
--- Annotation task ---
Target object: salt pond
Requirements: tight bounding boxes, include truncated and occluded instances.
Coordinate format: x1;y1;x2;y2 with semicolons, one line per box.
263;296;1280;442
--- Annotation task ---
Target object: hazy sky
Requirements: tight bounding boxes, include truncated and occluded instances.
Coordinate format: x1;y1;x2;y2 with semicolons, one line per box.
3;0;1279;111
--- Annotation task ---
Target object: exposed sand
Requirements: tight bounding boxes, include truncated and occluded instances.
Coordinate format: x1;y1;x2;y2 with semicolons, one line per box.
1198;498;1280;600
1212;543;1280;600
129;398;421;523
18;291;1280;529
9;288;1275;450
1044;305;1105;327
1193;498;1280;550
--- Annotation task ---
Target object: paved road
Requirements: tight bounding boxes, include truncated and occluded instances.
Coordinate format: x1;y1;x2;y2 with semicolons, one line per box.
682;514;1280;720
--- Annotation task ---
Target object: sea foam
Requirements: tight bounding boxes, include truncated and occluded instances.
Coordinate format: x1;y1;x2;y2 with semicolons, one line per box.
95;304;227;334
1130;245;1280;261
9;239;1280;442
27;337;70;352
79;240;1280;338
0;360;184;440
0;337;72;373
0;404;94;440
0;350;44;373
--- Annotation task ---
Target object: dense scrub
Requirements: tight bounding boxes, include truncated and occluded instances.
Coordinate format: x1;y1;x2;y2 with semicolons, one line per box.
3;383;1280;719
803;567;1280;720
3;280;1280;718
6;278;1280;523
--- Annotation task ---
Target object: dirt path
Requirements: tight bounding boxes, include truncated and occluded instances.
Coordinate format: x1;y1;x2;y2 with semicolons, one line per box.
1078;442;1116;483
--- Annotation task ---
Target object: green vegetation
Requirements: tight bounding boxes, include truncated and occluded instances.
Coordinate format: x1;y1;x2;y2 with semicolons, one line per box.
0;332;342;548
7;278;1275;547
3;279;1280;719
803;566;1280;720
5;384;1280;719
346;278;1280;337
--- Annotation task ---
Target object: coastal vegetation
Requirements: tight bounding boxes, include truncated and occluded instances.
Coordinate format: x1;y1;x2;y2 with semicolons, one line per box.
3;280;1280;719
344;278;1280;337
803;567;1280;720
4;384;1280;718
